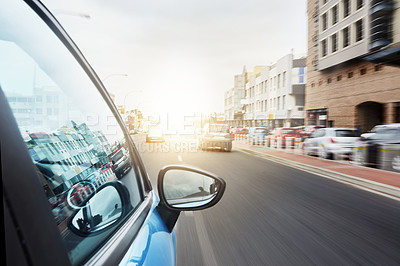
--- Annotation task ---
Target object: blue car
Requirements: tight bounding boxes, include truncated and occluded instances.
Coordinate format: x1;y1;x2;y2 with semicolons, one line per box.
249;127;269;145
1;1;226;265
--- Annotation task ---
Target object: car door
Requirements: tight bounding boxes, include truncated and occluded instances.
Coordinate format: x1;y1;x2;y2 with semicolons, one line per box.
309;129;324;154
1;1;173;265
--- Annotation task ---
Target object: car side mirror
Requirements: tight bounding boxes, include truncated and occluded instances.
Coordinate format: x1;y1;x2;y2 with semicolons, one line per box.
68;181;132;236
156;165;226;231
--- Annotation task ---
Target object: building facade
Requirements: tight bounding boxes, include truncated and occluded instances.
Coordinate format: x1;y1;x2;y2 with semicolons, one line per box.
224;67;247;127
225;54;306;130
307;0;400;132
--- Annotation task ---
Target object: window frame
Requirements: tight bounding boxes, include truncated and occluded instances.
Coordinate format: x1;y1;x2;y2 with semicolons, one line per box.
3;1;154;265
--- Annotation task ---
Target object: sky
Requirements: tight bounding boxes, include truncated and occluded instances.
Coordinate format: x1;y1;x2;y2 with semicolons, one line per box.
43;0;307;116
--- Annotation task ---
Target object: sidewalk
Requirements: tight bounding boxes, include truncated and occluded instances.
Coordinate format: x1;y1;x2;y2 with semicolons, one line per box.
234;141;400;199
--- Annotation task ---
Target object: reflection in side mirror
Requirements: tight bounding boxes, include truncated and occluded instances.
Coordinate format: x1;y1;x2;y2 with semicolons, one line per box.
68;181;132;236
164;170;219;208
158;165;226;211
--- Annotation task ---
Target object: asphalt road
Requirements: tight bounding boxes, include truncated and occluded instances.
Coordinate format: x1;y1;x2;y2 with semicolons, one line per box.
137;136;400;265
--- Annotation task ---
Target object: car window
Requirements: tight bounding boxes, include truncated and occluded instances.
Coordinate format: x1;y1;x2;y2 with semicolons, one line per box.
282;129;297;134
0;1;143;265
370;128;400;140
335;130;357;137
255;128;268;133
209;124;229;133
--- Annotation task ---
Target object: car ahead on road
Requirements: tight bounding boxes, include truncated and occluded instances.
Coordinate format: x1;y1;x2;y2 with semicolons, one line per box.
146;125;165;143
304;128;359;159
268;127;300;147
248;127;269;145
198;123;232;151
1;1;226;265
353;126;400;170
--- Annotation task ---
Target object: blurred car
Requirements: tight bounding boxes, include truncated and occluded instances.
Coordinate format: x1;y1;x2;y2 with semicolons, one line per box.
146;125;165;143
299;125;325;141
269;127;301;147
304;128;359;159
248;127;269;145
110;149;132;179
198;123;232;151
2;1;226;265
354;126;400;170
231;127;249;138
360;123;400;139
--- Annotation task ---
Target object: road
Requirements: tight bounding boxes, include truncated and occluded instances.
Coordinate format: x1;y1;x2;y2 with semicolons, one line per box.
137;136;400;265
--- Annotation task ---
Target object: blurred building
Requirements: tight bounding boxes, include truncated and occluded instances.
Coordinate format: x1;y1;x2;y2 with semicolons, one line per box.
225;53;306;129
224;66;247;127
28;123;113;195
306;0;400;132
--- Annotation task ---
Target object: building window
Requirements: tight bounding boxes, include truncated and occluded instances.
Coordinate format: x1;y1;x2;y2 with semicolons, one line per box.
299;68;305;83
322;13;328;31
332;5;338;25
278;74;281;88
357;0;363;9
348;72;353;78
360;68;366;75
283;72;286;87
375;65;382;71
343;0;350;18
342;27;350;48
321;39;327;57
327;78;332;84
355;19;363;42
331;33;337;53
337;75;342;81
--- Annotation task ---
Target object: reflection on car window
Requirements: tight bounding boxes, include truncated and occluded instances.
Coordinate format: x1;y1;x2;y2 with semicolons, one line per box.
282;129;296;134
370;128;400;140
209;124;229;133
0;1;142;265
335;130;357;137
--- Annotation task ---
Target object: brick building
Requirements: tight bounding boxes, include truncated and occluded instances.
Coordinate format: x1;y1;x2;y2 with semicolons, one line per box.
306;0;400;133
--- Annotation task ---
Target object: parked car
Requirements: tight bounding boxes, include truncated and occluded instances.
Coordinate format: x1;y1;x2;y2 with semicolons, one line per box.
248;127;269;145
230;127;249;138
299;125;325;141
269;127;301;147
110;149;132;179
354;126;400;170
198;123;232;151
146;125;165;143
360;123;400;139
304;128;359;159
1;1;226;265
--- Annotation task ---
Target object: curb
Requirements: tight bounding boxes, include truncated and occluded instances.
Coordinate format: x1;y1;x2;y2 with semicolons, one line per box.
235;145;400;200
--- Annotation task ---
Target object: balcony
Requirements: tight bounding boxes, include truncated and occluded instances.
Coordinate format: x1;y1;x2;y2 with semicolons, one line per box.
290;84;305;95
369;0;394;50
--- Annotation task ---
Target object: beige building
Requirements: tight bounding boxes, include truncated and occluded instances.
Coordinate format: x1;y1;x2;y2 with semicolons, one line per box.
306;0;400;132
